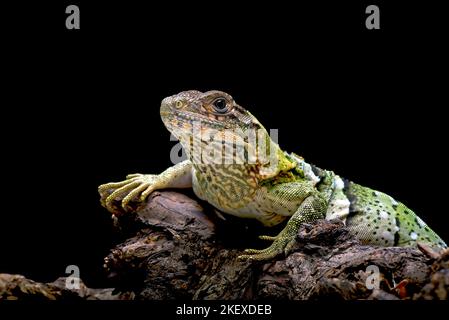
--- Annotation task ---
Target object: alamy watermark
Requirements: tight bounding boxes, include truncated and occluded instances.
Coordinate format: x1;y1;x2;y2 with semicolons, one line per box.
365;265;380;290
169;123;280;169
65;5;80;30
365;5;380;30
64;5;381;31
65;265;81;290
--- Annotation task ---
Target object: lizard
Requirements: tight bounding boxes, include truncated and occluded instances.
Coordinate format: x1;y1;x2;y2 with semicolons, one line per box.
98;90;447;261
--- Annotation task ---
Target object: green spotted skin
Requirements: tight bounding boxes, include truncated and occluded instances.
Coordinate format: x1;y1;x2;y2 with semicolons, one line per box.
98;90;447;261
344;182;446;248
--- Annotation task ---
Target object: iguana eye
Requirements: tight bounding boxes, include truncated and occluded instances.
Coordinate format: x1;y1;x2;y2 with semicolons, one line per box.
175;100;183;108
212;98;228;113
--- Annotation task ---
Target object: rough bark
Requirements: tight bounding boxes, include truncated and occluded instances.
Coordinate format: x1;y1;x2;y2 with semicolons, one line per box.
0;273;129;300
1;190;448;300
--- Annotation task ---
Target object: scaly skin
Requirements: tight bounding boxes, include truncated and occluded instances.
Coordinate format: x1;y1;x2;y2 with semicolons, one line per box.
98;90;447;260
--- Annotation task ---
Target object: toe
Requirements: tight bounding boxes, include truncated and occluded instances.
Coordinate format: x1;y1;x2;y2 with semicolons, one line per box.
243;248;263;254
98;180;129;192
126;173;142;179
259;235;277;241
121;183;150;209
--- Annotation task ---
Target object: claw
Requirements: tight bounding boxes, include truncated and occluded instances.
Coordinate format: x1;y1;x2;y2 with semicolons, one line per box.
121;183;150;209
238;232;294;261
99;174;160;214
238;246;280;261
105;181;141;212
140;185;156;201
98;180;130;193
238;247;281;261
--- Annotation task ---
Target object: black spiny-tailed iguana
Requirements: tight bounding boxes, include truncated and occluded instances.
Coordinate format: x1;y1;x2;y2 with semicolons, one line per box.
98;90;447;260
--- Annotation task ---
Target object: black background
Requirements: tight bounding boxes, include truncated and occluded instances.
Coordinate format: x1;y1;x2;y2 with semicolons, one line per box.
1;0;448;305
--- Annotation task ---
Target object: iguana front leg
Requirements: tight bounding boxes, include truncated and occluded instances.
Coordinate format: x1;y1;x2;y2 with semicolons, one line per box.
238;185;327;261
98;160;192;214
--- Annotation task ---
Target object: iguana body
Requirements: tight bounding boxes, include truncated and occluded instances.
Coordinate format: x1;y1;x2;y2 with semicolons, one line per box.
99;90;447;260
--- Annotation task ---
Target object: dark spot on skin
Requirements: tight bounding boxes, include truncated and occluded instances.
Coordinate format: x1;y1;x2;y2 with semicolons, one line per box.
425;227;430;232
373;232;377;235
392;204;398;210
372;192;377;196
367;224;371;227
385;240;389;244
375;200;380;204
394;218;400;246
375;226;380;229
404;210;410;215
206;176;212;182
387;228;391;232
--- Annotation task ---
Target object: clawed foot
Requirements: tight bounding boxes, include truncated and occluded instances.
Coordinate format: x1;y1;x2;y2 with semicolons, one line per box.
98;173;161;214
238;231;297;261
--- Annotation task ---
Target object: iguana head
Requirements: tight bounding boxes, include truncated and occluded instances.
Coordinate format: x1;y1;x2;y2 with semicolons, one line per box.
160;90;261;136
160;90;295;178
